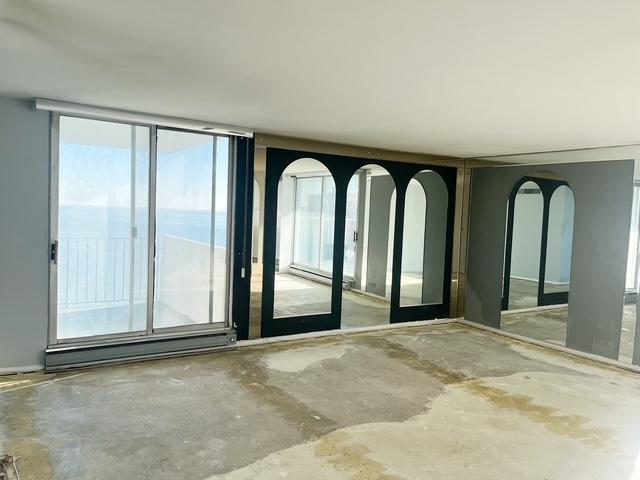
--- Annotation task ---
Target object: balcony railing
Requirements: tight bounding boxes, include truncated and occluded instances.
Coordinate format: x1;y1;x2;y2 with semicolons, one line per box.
57;237;148;310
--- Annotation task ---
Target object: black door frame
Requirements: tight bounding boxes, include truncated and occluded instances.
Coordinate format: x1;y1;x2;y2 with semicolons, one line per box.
231;137;255;341
502;176;571;310
260;148;457;337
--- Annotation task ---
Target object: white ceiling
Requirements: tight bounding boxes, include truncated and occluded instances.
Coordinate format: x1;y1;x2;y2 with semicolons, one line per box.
2;0;640;161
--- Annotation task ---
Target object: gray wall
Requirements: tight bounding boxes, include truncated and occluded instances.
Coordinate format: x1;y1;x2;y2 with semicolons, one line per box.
0;97;50;371
465;160;634;359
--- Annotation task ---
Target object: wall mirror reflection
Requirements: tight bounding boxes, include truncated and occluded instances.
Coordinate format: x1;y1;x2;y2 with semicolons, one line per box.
501;175;575;349
543;185;574;297
340;164;395;328
273;159;335;317
620;179;640;363
400;170;448;306
505;180;544;310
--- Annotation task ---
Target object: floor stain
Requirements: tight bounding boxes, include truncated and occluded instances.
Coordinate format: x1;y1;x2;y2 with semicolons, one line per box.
315;431;403;480
228;352;337;440
358;335;468;384
3;387;54;480
359;335;616;450
463;379;615;450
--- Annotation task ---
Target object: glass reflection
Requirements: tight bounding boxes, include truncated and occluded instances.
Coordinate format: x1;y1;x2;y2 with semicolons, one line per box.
274;159;335;317
507;181;543;310
341;165;395;328
400;171;448;306
543;186;574;296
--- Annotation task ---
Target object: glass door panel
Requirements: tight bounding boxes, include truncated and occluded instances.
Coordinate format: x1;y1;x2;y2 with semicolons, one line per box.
153;129;228;328
57;116;150;339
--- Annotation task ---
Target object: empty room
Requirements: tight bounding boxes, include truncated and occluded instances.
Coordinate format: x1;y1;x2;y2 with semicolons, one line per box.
2;1;640;479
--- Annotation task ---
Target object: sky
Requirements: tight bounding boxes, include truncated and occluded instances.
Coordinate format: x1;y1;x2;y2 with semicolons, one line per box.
58;118;229;212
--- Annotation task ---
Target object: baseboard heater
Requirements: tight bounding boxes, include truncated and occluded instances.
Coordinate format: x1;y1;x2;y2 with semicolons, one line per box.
45;329;237;371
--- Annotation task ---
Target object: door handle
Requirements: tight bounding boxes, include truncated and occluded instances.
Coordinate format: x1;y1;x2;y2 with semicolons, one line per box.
50;240;58;264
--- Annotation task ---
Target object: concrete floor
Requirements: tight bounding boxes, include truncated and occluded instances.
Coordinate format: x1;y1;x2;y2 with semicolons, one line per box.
501;304;637;364
2;324;640;479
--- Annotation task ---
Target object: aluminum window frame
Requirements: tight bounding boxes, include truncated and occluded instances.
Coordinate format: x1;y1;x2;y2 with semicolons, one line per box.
48;112;237;348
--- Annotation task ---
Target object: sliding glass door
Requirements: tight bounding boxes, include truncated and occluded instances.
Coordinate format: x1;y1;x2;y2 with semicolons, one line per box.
52;116;232;344
55;116;150;339
153;130;230;329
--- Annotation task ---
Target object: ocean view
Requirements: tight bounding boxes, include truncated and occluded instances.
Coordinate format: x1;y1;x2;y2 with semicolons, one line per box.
59;205;227;245
57;205;227;310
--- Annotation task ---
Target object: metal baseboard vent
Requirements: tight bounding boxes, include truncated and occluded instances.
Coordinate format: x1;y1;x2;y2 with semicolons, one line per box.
45;330;237;371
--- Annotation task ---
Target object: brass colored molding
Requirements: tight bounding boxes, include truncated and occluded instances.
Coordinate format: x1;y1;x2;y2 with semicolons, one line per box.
254;133;463;167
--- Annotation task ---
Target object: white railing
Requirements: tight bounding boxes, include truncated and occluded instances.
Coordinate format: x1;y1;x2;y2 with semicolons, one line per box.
57;237;148;309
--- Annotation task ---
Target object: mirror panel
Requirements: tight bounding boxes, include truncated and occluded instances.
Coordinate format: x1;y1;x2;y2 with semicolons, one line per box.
274;159;335;317
400;171;448;306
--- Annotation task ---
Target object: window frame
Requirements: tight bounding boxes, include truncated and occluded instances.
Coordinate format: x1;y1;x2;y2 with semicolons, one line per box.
48;112;237;347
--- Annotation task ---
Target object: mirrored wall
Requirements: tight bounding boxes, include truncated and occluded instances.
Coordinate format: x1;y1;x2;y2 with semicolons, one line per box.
258;148;456;338
620;178;640;364
501;175;574;348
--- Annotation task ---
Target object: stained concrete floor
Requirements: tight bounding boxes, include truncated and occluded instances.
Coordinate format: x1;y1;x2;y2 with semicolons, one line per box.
501;304;637;364
2;324;640;479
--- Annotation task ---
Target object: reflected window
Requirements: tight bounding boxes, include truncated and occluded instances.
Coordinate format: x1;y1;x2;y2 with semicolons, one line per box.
274;159;335;317
292;177;323;268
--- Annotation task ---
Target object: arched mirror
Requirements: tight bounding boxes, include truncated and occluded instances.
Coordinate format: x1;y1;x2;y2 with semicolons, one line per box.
400;170;448;306
341;164;395;328
274;159;335;317
543;185;574;298
501;176;575;348
505;180;544;310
